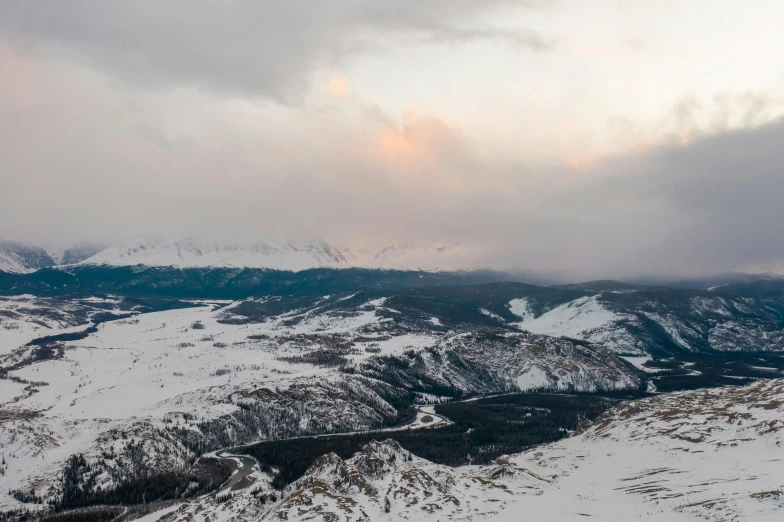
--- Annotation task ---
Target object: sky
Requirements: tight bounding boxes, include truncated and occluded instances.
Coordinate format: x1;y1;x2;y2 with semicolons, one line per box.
1;0;784;279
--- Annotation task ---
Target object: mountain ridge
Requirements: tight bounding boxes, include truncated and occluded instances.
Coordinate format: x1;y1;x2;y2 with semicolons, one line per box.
5;238;784;290
0;240;56;274
66;237;479;272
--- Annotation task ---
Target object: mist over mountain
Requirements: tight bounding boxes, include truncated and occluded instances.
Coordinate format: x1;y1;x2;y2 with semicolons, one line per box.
4;237;784;292
58;243;109;265
0;240;55;274
1;237;487;273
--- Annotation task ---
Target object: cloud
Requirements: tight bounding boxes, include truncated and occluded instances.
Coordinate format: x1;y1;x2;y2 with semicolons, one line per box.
328;79;349;96
343;0;555;48
2;2;784;281
0;47;488;247
376;109;468;163
2;41;783;280
514;117;784;279
0;0;550;103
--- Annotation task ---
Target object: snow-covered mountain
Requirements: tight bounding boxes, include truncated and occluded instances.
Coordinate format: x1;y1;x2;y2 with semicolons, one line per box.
120;379;784;522
340;240;478;271
294;378;784;521
250;379;784;521
57;243;108;265
2;279;784;518
0;240;56;274
78;237;348;271
75;237;480;272
0;240;110;273
0;291;640;512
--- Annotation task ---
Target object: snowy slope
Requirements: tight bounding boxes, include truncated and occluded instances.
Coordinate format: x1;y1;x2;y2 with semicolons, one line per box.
501;378;784;521
510;296;621;337
0;294;638;511
509;295;643;354
507;291;784;355
4;283;784;516
144;379;784;522
0;295;119;357
1;301;390;510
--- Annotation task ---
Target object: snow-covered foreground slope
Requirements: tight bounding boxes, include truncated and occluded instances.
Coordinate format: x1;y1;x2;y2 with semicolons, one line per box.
498;378;784;521
0;294;637;512
151;379;784;522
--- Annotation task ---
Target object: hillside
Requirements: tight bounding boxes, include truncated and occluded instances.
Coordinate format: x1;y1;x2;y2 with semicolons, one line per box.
2;276;784;519
134;378;784;522
0;292;640;513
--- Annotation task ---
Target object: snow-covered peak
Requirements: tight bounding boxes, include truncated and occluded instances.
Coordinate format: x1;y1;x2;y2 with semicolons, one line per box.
0;240;55;274
76;237;474;272
250;238;347;265
341;240;476;271
78;237;345;271
56;243;109;265
347;439;419;479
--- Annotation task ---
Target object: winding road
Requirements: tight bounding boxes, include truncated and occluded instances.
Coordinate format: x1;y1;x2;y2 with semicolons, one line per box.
208;406;450;496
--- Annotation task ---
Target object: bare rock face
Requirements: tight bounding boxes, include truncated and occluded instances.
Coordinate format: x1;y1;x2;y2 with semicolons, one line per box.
349;439;416;480
471;455;552;485
297;452;379;497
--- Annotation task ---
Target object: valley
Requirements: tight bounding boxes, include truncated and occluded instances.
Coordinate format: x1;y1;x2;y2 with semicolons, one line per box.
1;269;784;521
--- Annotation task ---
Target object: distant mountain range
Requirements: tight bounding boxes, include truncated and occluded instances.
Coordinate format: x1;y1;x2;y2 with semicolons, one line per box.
0;241;55;273
0;238;479;273
57;243;109;266
3;238;784;292
0;241;107;273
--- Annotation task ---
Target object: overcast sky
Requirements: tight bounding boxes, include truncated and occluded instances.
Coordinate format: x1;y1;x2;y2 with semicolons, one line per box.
1;0;783;279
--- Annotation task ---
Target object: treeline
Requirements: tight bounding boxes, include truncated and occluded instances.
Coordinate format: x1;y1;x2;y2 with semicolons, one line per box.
27;312;138;347
2;500;182;522
647;350;784;392
241;392;617;490
278;350;355;367
10;455;234;514
0;265;507;300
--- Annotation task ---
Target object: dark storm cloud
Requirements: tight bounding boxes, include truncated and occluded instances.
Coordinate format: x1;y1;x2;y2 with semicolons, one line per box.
505;117;784;278
0;0;551;102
